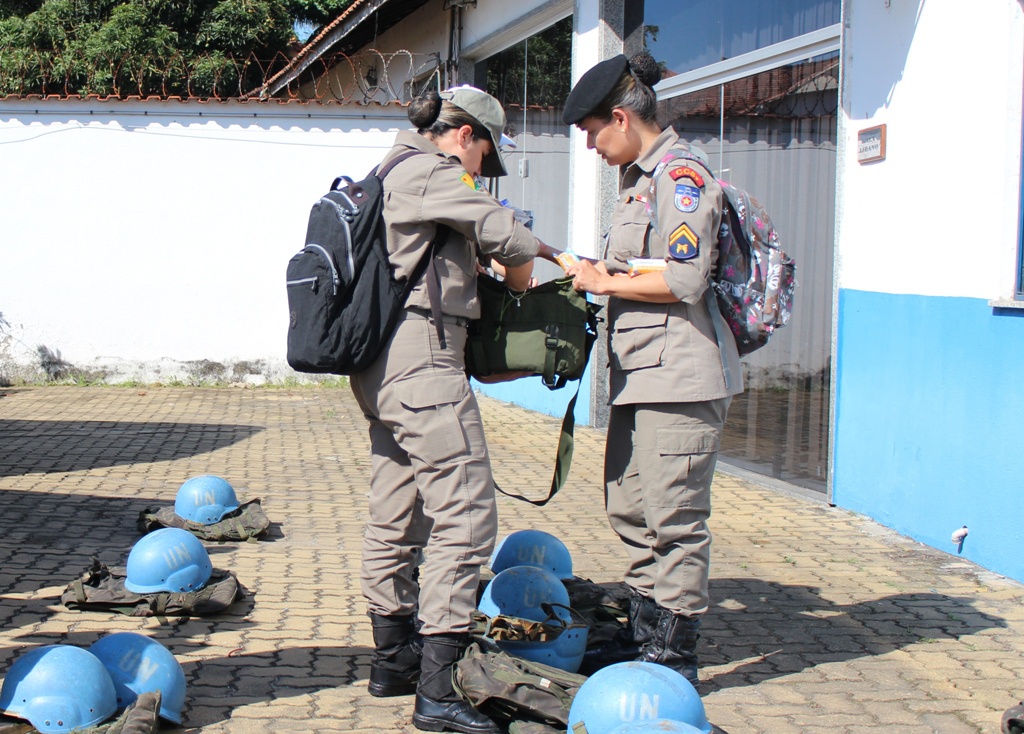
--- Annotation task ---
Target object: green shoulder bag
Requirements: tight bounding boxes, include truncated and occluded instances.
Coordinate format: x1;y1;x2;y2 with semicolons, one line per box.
466;273;601;390
466;273;602;506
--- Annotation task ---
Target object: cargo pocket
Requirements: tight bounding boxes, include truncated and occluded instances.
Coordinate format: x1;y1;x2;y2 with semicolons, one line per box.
649;426;720;512
609;307;669;371
394;372;473;467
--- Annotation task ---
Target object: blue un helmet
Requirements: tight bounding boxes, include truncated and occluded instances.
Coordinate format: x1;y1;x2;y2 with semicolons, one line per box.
490;529;573;580
88;633;187;724
479;566;571;622
174;474;239;525
566;662;711;734
124;527;213;594
609;720;707;734
478;566;587;673
0;645;118;733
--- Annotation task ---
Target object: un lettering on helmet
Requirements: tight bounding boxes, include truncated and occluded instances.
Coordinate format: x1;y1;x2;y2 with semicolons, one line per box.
88;632;187;724
174;475;240;525
124;528;213;594
489;529;573;579
567;661;712;734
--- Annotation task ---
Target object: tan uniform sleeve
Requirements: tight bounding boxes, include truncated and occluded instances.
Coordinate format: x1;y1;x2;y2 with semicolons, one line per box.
420;162;538;267
651;159;723;305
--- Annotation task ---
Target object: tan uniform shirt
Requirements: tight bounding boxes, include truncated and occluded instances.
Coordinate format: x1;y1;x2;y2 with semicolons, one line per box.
379;131;539;320
605;127;743;405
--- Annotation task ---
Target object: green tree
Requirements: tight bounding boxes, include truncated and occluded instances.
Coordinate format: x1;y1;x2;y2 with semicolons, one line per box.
485;16;571;110
0;0;351;97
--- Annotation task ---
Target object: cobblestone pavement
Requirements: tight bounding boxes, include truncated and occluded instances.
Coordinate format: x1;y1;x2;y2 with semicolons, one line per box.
0;386;1021;734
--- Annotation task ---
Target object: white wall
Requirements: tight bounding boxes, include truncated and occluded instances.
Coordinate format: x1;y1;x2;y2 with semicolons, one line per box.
838;0;1024;299
0;1;594;386
0;96;574;385
0;99;407;384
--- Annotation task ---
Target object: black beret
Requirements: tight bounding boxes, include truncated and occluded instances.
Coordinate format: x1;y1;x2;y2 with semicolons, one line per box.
562;54;629;126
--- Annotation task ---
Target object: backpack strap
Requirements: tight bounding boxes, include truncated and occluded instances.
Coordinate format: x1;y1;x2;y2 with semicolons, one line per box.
374;148;419;180
495;303;600;507
648;145;739;383
376;148;451;350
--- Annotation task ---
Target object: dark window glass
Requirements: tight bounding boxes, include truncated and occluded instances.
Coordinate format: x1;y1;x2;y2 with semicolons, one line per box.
485;16;573;109
658;53;839;493
478;18;572;282
644;0;841;75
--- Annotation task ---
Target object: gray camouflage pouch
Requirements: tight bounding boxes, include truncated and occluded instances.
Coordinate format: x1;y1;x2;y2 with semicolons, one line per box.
61;558;243;617
137;498;271;542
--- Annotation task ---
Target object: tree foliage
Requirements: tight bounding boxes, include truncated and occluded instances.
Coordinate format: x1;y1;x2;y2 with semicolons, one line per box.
0;0;352;97
485;15;571;111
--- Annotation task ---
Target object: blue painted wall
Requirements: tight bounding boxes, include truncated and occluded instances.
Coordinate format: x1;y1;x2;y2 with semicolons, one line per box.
474;368;593;427
833;289;1024;582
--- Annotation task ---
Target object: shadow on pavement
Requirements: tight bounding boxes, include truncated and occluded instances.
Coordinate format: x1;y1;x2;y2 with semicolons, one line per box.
177;646;377;728
701;576;1005;692
0;420;264;477
0;491;236;594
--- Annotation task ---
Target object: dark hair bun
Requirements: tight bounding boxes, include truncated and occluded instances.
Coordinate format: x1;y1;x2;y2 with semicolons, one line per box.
629;51;662;89
408;90;442;128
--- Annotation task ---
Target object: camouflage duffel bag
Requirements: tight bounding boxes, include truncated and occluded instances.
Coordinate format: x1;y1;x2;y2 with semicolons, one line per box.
0;689;163;734
61;559;243;617
91;690;162;734
137;498;271;542
454;639;587;734
562;576;630;650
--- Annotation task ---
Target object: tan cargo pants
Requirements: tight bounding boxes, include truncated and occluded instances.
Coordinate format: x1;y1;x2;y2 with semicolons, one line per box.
604;398;730;616
350;311;497;635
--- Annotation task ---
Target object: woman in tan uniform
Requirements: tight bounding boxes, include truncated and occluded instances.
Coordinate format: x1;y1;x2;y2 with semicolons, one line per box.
562;53;744;688
349;86;556;734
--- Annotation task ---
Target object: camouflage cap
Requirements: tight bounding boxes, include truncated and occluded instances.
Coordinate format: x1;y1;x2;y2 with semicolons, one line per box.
441;85;509;177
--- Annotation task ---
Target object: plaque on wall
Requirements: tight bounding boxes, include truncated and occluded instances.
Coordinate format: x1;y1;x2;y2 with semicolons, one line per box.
857;124;887;164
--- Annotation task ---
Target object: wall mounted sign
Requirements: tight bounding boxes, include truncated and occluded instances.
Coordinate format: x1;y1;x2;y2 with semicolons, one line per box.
857;124;887;164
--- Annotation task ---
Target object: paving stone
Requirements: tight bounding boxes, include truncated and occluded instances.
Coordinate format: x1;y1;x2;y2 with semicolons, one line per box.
2;386;1023;733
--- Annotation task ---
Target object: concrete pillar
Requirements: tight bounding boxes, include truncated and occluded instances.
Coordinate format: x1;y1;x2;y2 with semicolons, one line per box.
568;0;627;429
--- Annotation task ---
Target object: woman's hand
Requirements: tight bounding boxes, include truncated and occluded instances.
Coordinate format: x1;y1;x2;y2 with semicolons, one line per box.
568;259;680;303
567;259;611;295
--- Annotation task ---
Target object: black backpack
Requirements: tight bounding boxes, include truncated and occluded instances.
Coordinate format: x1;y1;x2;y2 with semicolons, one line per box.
286;150;448;374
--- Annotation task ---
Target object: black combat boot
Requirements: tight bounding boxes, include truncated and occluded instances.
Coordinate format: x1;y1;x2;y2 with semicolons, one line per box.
368;612;421;697
629;590;662;648
579;588;659;675
413;634;498;734
639;607;701;688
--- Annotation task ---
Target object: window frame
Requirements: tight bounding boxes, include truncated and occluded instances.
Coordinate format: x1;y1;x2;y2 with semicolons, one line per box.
1018;78;1024;299
654;24;842;101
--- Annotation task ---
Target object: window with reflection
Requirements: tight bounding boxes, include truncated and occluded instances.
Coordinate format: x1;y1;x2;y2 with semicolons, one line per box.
644;0;841;75
656;52;839;492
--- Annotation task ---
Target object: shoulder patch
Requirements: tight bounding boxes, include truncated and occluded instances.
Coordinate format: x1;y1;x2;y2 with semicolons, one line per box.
674;184;700;213
668;223;700;261
668;166;705;188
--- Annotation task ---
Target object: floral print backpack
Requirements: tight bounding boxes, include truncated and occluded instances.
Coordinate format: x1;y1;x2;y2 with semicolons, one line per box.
654;146;797;356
